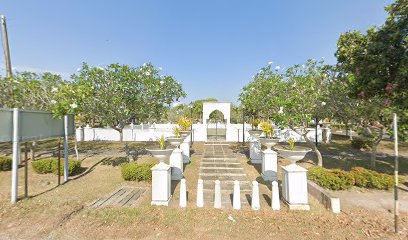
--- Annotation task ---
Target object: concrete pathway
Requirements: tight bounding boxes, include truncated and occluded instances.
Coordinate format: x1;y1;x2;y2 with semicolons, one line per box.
199;142;252;207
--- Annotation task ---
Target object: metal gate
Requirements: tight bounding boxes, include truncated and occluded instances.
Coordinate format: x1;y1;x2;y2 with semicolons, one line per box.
206;120;226;141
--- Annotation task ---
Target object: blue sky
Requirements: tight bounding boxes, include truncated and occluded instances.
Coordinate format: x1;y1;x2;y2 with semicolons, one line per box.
1;0;392;104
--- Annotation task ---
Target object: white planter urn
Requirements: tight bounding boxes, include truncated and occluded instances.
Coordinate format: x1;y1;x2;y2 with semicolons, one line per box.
275;146;311;165
146;148;173;163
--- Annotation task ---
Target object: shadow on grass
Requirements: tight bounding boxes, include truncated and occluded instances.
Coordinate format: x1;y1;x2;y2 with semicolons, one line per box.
101;157;129;167
283;139;408;176
318;144;408;176
29;156;108;200
171;180;180;195
245;193;252;205
262;194;271;206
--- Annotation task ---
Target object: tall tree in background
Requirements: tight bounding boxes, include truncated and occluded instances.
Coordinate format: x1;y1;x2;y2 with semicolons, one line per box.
336;0;407;141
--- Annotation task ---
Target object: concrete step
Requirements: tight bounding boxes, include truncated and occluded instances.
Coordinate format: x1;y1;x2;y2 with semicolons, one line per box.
201;159;240;164
203;155;235;159
203;182;252;192
202;157;237;160
200;163;241;167
199;175;250;182
200;168;245;174
200;166;244;170
199;173;246;177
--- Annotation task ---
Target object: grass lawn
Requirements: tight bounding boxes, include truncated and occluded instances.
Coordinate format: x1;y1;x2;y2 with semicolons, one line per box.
0;140;407;239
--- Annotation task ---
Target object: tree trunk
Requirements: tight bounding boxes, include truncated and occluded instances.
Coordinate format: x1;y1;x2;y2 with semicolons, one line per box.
292;127;323;167
74;136;79;160
110;125;124;142
304;134;323;167
30;141;36;161
368;127;384;170
120;130;124;142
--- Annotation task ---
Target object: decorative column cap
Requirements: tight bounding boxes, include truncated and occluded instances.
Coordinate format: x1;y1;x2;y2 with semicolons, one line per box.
281;164;308;173
151;162;171;171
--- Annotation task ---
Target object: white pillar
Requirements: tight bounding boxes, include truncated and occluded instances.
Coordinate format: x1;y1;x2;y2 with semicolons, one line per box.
251;181;260;210
179;178;187;208
151;162;172;206
11;108;20;203
281;164;309;210
249;139;262;164
84;125;93;141
262;149;278;181
63;115;69;182
233;180;241;210
77;127;84;141
170;148;183;180
214;180;222;209
197;179;204;208
186;133;192;147
271;181;280;210
180;140;190;163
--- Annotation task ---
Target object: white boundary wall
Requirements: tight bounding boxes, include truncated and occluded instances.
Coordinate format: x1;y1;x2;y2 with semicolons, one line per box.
77;123;329;143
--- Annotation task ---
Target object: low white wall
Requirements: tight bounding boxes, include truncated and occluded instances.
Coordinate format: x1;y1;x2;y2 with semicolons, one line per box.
76;123;329;143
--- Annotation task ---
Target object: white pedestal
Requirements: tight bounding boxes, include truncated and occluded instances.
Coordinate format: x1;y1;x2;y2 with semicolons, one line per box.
262;149;277;181
281;164;310;210
249;140;262;164
271;181;280;210
186;133;192;147
151;162;172;206
233;180;241;210
214;180;222;209
179;179;187;208
251;181;260;210
180;141;190;164
197;179;204;208
170;148;183;180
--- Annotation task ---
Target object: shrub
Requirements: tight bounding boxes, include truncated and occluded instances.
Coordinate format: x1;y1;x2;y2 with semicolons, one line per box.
351;137;373;150
32;158;54;174
0;156;12;171
351;167;395;190
331;169;355;189
307;166;354;190
51;159;81;176
32;158;81;176
121;162;155;181
308;166;402;191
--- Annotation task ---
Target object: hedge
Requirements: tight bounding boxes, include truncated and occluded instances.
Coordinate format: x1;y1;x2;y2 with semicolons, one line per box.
121;162;155;181
307;166;354;190
351;167;397;190
307;166;402;191
0;156;12;171
32;158;81;176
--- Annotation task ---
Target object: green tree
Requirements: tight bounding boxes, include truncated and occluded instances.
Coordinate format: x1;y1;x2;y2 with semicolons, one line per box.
240;60;331;166
0;71;68;111
71;63;186;141
325;70;390;169
335;0;407;141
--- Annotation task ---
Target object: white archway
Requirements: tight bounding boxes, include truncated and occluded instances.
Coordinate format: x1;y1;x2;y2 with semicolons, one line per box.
202;102;231;125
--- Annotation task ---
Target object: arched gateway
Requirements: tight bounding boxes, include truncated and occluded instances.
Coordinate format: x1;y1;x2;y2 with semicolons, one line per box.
202;102;231;125
203;102;230;141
